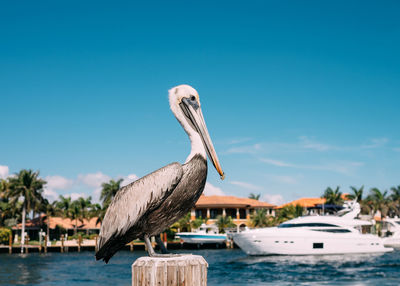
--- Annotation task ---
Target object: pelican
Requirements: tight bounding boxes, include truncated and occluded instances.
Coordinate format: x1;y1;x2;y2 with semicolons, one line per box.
95;85;224;263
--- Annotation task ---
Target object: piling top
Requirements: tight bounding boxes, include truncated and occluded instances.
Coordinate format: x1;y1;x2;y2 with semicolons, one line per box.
132;255;208;286
133;254;208;267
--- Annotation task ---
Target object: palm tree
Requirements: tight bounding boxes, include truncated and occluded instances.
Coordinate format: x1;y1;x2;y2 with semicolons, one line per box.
386;186;400;217
248;193;261;200
7;169;46;252
390;186;400;201
215;215;236;233
322;186;343;205
69;200;84;235
366;188;389;218
250;208;269;227
0;179;22;227
42;199;61;239
278;204;304;222
191;217;206;230
93;203;106;225
56;195;72;218
77;196;94;235
100;179;123;208
347;186;364;202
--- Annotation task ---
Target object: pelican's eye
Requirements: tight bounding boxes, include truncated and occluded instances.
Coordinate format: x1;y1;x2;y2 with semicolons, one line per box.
190;95;196;101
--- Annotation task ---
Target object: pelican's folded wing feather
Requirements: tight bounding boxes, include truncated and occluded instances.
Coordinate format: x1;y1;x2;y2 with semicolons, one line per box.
97;162;183;250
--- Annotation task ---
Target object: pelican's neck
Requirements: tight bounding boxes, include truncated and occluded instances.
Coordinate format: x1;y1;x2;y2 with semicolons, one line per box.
185;129;207;163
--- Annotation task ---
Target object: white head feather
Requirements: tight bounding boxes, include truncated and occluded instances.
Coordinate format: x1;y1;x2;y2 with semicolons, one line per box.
168;85;206;163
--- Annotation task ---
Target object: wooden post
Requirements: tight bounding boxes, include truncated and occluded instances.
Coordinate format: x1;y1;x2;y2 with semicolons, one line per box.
9;233;12;254
78;234;82;252
44;235;48;253
25;235;29;254
132;255;208;286
61;234;64;253
130;242;134;252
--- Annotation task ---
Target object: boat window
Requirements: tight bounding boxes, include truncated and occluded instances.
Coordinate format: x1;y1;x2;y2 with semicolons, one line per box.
278;223;339;228
311;229;351;233
313;243;324;249
396;221;400;226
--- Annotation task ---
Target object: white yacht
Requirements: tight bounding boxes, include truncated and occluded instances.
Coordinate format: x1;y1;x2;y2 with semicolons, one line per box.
233;201;393;255
382;218;400;249
176;224;227;244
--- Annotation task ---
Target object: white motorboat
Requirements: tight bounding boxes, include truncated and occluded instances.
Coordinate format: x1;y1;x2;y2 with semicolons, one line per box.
382;218;400;248
176;224;227;244
233;201;393;255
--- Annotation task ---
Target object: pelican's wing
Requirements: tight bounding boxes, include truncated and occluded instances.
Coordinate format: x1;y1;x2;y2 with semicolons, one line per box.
97;162;183;251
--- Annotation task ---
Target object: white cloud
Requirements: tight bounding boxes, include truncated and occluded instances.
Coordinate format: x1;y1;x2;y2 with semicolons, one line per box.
361;138;388;149
121;173;139;187
260;158;294;167
298;136;334;151
230;181;262;190
260;157;363;175
78;172;111;188
227;138;253;145
65;193;87;200
267;175;298;185
43;188;59;202
0;165;9;179
203;182;225;196
43;175;74;202
225;143;262;154
45;175;73;190
263;194;285;206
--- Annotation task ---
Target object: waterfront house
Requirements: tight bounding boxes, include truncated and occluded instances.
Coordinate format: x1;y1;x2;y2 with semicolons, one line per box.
191;195;276;229
276;195;350;215
12;214;100;241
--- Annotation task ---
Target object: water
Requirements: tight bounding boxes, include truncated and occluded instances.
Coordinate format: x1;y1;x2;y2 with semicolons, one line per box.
1;249;400;285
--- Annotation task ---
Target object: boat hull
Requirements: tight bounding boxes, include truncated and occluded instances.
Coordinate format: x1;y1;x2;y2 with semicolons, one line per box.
233;229;393;256
176;233;227;244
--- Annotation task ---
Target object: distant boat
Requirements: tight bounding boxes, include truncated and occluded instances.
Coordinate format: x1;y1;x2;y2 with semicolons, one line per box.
233;201;393;255
176;224;227;245
382;218;400;249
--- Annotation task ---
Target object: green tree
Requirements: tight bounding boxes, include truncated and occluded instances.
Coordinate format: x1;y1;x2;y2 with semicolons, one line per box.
42;199;62;239
191;216;206;230
250;208;269;227
0;179;13;226
69;200;83;235
77;196;94;235
389;186;400;217
7;169;46;252
277;204;304;223
248;193;261;200
100;179;123;208
322;186;343;205
366;188;389;218
56;195;72;218
215;215;236;233
347;186;364;202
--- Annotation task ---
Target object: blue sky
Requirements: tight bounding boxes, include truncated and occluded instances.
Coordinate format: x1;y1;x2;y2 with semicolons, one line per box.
1;1;399;205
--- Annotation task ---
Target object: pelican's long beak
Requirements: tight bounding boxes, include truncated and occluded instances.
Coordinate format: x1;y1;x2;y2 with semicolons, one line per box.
180;98;225;180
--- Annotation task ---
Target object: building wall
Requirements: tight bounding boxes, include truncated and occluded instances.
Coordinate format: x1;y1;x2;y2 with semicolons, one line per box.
191;206;275;227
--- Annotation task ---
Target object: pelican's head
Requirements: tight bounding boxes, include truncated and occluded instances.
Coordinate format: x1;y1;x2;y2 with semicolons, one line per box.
169;84;225;180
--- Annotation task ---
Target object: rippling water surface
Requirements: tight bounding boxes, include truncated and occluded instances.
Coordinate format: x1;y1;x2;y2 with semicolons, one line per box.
1;249;400;285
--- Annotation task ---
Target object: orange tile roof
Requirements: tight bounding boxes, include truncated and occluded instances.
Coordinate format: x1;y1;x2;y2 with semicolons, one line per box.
277;194;351;209
195;195;275;208
277;197;326;209
13;215;100;230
